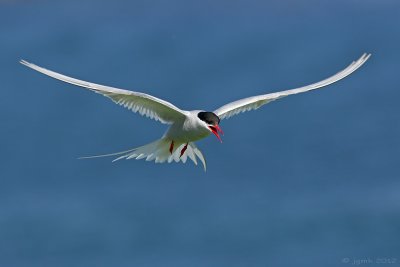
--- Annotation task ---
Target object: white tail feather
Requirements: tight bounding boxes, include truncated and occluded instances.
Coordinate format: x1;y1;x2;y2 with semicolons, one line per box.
78;147;137;159
81;138;207;171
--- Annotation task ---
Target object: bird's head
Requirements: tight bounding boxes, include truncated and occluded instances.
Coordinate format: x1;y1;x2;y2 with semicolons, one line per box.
197;111;224;142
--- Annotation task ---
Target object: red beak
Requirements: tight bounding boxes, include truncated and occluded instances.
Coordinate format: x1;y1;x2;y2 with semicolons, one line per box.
209;125;224;143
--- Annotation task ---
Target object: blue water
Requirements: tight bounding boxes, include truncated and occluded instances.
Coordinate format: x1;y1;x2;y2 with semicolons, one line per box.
1;1;400;266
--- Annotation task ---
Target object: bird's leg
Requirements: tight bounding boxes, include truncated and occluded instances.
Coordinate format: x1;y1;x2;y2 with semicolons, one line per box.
180;143;188;158
169;141;174;154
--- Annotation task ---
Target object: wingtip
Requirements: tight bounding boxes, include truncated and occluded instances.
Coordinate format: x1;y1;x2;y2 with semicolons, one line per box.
360;52;372;62
350;52;371;69
20;59;32;67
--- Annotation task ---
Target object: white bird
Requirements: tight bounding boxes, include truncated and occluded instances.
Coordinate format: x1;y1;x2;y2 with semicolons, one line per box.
20;53;370;171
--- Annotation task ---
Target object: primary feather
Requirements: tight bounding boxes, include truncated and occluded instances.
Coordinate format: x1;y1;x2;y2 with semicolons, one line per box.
214;53;371;120
20;60;188;124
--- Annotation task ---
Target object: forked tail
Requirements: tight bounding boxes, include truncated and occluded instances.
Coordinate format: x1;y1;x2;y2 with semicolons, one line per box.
79;138;207;171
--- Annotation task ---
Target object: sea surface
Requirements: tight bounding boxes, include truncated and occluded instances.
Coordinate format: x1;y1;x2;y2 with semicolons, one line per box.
1;1;399;266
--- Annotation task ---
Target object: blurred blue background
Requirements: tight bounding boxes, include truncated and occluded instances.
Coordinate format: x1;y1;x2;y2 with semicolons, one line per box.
1;0;399;266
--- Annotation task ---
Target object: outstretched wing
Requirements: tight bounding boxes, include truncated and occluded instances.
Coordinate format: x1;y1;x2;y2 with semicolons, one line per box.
214;53;371;120
20;60;189;124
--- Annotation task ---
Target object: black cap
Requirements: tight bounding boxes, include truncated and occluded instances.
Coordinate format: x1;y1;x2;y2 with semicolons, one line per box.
197;111;220;125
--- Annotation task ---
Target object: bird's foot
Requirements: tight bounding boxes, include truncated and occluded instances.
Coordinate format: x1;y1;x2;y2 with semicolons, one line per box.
180;143;188;158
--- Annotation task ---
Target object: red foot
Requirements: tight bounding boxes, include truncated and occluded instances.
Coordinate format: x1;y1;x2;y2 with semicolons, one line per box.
180;143;188;158
169;141;174;154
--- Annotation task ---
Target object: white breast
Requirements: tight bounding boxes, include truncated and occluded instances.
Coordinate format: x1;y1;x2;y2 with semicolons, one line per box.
164;110;211;143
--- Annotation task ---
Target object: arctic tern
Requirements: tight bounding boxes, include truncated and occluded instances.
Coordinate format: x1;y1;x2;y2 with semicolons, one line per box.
20;53;370;170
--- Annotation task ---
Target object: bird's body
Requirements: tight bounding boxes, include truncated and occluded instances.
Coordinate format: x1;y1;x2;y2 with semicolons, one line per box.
20;53;370;171
165;110;211;143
